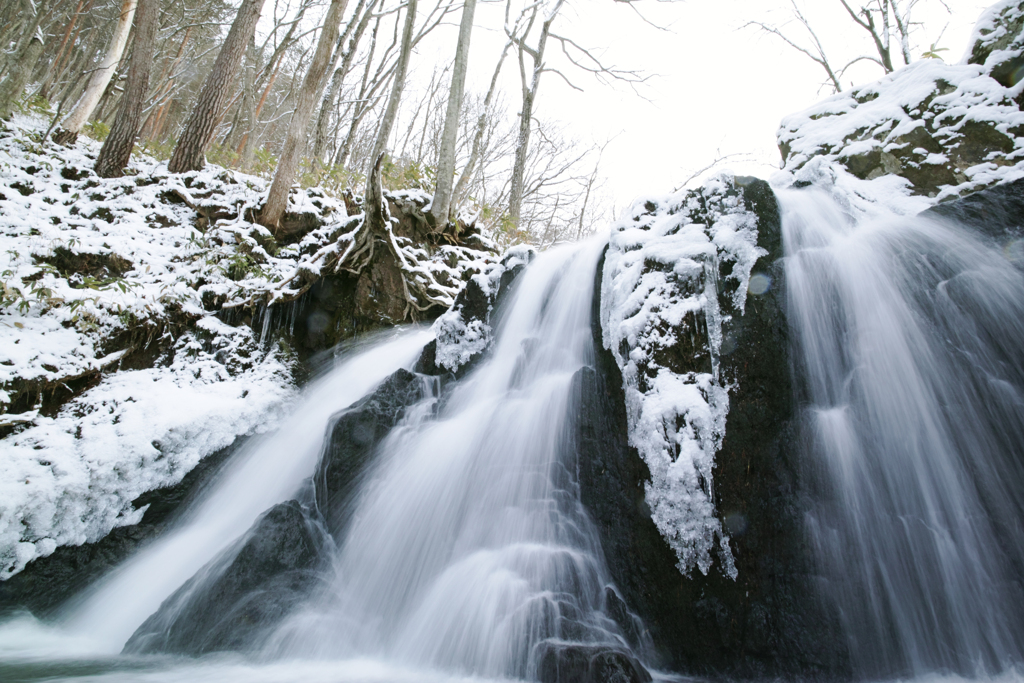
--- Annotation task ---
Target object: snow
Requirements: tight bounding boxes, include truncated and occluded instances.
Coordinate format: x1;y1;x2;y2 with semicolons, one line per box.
0;111;500;579
600;173;765;578
778;55;1024;201
0;116;315;578
433;246;534;373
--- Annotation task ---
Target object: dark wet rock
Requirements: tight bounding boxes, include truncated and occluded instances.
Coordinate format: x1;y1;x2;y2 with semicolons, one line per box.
315;368;431;535
124;500;331;655
922;175;1024;252
534;642;652;683
0;440;241;617
576;181;848;678
423;247;534;380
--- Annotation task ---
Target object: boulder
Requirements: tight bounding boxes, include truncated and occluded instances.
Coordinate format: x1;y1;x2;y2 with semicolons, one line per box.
124;500;331;655
315;368;431;534
534;642;652;683
578;178;847;678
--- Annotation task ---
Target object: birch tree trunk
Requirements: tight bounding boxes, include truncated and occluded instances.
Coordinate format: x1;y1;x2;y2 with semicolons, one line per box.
428;0;475;230
167;0;266;173
260;0;351;230
451;37;508;214
53;0;137;145
94;0;158;177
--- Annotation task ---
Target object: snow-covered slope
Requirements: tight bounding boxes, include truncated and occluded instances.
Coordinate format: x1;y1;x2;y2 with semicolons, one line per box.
779;1;1024;201
0;115;494;579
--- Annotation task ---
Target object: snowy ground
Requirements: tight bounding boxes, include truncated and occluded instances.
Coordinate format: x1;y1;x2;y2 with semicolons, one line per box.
0;115;490;580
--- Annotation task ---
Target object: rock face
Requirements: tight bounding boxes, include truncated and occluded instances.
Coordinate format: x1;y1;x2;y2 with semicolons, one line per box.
422;246;534;378
315;368;431;534
580;178;846;678
922;175;1024;269
123;364;435;655
779;1;1024;199
534;642;652;683
125;500;332;655
0;441;240;616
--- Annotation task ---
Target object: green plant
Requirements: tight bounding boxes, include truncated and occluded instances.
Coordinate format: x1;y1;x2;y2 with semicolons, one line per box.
83;120;110;141
922;43;949;60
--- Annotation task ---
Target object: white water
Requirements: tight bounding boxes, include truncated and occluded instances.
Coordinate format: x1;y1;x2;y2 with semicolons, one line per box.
265;238;629;678
782;189;1024;678
0;239;640;682
61;327;433;652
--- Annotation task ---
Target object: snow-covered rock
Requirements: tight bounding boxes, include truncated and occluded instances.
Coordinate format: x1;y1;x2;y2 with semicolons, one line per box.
779;1;1024;201
600;173;768;578
431;245;534;375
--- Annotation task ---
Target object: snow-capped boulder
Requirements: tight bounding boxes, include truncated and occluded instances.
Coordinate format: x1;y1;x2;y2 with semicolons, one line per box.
583;175;844;677
779;1;1024;199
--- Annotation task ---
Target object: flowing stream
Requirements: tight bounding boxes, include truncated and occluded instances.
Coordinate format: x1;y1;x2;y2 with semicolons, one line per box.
781;188;1024;678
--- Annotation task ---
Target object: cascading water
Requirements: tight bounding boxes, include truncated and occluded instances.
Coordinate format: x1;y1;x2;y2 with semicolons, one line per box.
62;327;434;651
0;239;646;683
781;188;1024;678
266;238;639;678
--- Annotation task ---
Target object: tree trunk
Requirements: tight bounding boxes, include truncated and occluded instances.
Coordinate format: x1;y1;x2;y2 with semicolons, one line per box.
167;0;266;173
508;1;561;230
452;35;507;214
39;0;86;98
260;0;351;230
0;33;43;119
311;0;374;164
94;0;158;177
364;0;416;235
53;0;137;145
428;0;475;230
367;0;415;173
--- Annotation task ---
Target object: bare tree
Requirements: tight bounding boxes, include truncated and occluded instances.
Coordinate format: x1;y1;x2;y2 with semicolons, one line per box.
94;0;159;176
52;0;136;144
0;9;43;120
451;37;509;211
506;0;564;230
746;0;949;93
364;0;416;236
260;0;352;230
167;0;266;173
428;0;475;230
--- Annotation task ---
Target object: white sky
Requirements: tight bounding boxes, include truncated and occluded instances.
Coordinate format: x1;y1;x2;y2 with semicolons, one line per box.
432;0;993;213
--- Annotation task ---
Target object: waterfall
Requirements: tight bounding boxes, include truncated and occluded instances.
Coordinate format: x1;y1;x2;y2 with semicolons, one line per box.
781;188;1024;677
264;238;635;677
1;238;646;682
62;327;433;652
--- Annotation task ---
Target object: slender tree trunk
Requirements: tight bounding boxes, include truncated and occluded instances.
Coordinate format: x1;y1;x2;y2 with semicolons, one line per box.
429;0;475;229
364;0;416;236
53;0;137;145
260;0;351;229
311;0;374;164
94;0;158;177
0;33;43;119
508;0;562;229
452;40;508;208
167;0;266;173
39;0;85;98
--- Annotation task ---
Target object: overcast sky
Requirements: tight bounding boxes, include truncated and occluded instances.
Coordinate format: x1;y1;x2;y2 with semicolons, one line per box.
433;0;993;214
